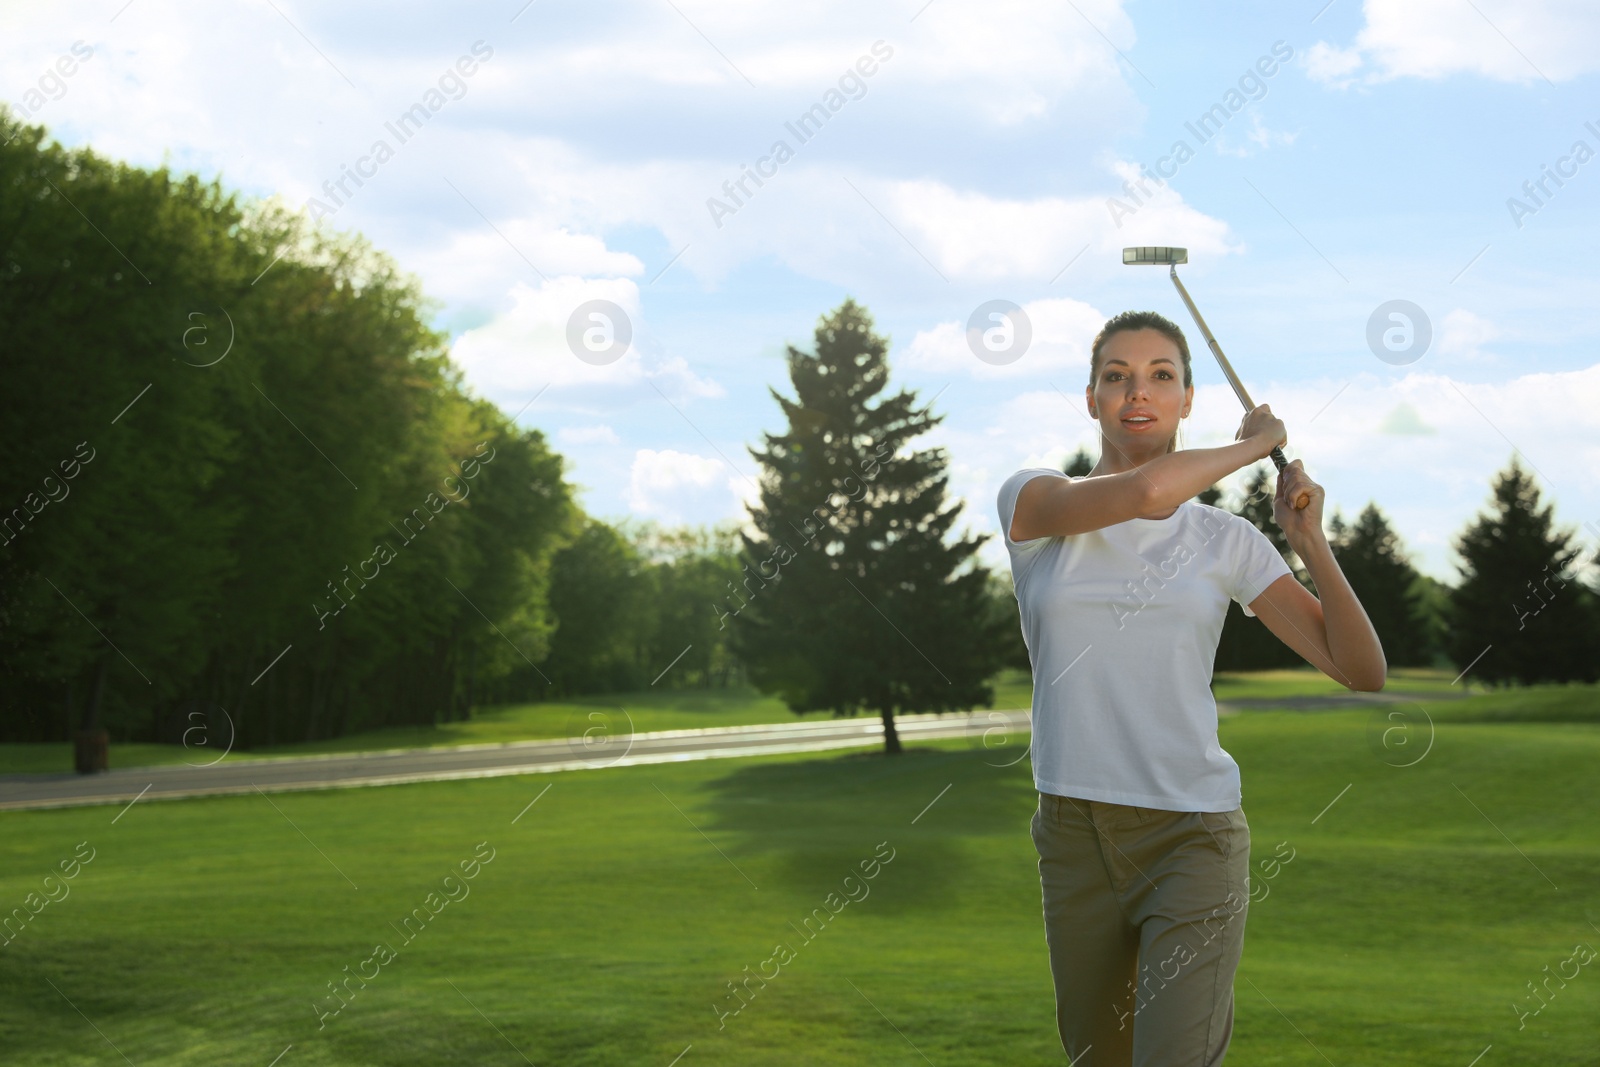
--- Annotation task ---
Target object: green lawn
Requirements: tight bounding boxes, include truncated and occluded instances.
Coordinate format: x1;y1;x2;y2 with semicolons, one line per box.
1210;664;1484;702
0;670;1041;775
2;684;1597;1064
0;667;1489;776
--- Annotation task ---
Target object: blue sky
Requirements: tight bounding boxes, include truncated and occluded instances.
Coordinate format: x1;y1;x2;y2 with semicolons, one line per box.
6;0;1598;583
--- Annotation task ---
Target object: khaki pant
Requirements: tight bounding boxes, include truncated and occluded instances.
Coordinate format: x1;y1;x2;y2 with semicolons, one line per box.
1031;792;1250;1066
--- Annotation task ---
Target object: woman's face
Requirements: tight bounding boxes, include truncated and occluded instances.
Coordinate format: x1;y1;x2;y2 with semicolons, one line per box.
1086;328;1192;456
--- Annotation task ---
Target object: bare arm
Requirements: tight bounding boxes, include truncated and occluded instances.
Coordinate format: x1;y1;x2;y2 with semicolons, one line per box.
1012;407;1285;540
1248;461;1387;691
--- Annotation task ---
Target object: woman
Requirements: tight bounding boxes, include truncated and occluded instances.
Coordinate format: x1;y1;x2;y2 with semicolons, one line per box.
995;310;1385;1065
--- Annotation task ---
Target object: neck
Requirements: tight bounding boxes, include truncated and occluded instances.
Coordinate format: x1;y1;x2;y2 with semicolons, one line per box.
1089;437;1168;478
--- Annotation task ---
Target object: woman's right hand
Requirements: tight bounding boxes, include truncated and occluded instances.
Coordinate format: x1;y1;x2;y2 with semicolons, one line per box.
1237;404;1287;459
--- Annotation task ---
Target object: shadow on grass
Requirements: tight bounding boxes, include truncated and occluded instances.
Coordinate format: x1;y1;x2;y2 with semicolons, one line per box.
1423;682;1600;724
691;738;1040;915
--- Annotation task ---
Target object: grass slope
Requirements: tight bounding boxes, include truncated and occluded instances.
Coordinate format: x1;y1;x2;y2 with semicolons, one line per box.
2;691;1597;1064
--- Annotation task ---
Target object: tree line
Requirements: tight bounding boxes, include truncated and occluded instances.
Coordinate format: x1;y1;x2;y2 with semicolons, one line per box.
0;114;579;747
3;114;1595;756
0;115;760;749
1033;445;1599;684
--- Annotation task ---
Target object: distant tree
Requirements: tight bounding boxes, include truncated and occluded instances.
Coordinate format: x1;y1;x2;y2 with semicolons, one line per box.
1445;457;1598;685
734;299;1011;753
622;518;745;688
0;113;581;752
1236;463;1301;573
988;570;1032;673
1214;464;1305;671
448;422;572;713
540;518;651;697
1327;503;1433;667
1406;572;1453;668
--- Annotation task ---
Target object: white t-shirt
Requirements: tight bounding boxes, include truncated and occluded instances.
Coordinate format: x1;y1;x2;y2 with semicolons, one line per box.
996;468;1294;812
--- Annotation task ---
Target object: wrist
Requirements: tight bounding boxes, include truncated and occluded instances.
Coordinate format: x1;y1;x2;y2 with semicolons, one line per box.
1288;526;1329;556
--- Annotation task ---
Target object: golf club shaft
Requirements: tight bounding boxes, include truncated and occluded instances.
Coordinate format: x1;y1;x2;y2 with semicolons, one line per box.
1165;266;1308;509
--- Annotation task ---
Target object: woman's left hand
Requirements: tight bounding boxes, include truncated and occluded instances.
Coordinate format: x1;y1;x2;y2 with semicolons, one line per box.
1273;458;1325;546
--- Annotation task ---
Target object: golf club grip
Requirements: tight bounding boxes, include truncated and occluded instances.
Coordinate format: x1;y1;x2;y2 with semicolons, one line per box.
1268;446;1311;510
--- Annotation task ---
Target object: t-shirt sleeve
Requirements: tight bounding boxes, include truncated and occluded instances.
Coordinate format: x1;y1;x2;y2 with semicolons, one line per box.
996;468;1071;569
1230;518;1295;618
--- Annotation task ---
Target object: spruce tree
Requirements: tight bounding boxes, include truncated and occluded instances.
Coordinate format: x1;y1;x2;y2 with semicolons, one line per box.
1447;457;1596;685
1328;503;1433;666
731;299;1010;753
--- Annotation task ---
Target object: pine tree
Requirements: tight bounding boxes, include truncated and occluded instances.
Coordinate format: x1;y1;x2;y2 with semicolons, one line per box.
731;299;1010;753
1327;503;1433;666
1446;457;1597;685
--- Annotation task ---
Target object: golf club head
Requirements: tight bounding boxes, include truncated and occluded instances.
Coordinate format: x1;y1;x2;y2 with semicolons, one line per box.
1122;246;1188;266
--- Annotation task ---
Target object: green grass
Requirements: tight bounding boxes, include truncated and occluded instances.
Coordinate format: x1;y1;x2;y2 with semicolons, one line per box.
0;671;1041;775
1424;682;1600;724
0;669;1571;778
2;694;1597;1064
0;685;808;774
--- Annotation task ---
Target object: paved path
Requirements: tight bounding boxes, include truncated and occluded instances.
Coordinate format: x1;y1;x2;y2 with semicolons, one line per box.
0;710;1033;813
0;689;1472;813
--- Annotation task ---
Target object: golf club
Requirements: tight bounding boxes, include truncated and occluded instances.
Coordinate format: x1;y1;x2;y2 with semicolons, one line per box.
1122;246;1309;510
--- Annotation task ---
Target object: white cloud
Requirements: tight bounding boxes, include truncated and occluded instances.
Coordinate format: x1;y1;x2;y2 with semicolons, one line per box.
0;1;1244;462
627;449;746;523
471;0;1132;115
1305;0;1600;86
0;0;1173;298
404;222;643;311
856;163;1239;285
898;296;1106;379
1302;41;1365;89
447;276;724;413
1100;159;1241;252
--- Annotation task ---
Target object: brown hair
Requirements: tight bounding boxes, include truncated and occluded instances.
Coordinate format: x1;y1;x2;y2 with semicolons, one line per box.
1088;310;1193;455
